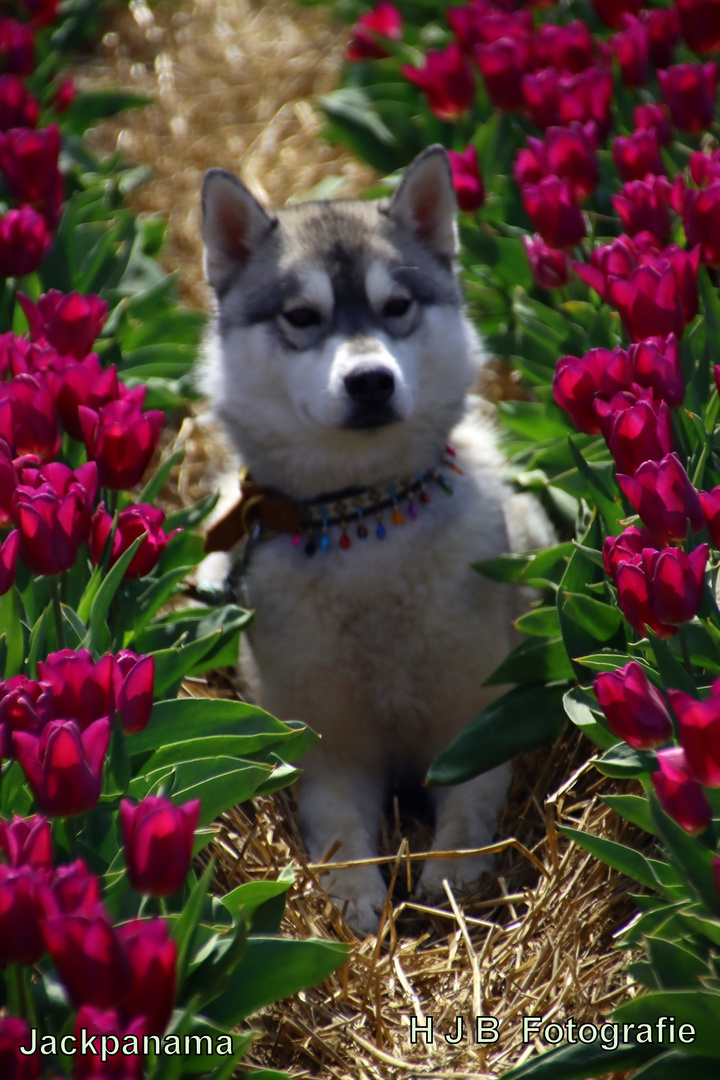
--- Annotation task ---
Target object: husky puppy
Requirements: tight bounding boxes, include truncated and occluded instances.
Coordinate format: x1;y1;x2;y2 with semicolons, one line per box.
200;147;553;935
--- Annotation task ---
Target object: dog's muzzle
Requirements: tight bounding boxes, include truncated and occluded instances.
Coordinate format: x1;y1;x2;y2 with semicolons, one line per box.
343;366;398;429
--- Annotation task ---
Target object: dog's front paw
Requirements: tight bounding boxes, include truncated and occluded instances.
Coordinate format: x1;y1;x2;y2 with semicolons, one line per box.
415;852;494;904
321;865;388;937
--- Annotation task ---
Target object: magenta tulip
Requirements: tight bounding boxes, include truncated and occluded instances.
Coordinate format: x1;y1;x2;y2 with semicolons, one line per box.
617;453;704;542
79;399;164;491
677;0;720;56
595;391;673;476
594;661;673;749
346;2;402;62
0;1015;40;1080
669;679;720;787
43;910;131;1008
18;289;108;361
0;865;49;965
120;796;200;896
0;814;52;870
659;62;717;134
112;651;155;735
612;176;673;246
447;145;484;212
13;717;111;817
652;747;712;834
117;919;177;1034
552;347;633;434
628;334;684;408
523;234;571;290
38;649;115;731
640;7;681;69
402;43;475;120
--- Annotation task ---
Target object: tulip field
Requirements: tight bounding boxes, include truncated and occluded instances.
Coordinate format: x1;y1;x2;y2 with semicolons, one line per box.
301;0;720;1076
0;3;349;1079
8;0;720;1077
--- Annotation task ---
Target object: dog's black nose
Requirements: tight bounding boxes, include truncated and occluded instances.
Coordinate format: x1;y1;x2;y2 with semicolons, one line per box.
344;367;395;408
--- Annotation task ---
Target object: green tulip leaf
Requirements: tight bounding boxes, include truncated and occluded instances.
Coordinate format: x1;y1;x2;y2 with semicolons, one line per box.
205;936;349;1026
426;683;567;786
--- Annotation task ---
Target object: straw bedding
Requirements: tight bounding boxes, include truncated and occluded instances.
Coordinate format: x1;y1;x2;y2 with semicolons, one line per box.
71;2;644;1075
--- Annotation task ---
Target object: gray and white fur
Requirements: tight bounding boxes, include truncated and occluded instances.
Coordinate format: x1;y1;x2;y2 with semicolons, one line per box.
200;147;554;935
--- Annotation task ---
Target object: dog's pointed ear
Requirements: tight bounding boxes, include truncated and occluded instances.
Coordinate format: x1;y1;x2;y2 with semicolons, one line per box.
386;146;457;261
201;169;276;293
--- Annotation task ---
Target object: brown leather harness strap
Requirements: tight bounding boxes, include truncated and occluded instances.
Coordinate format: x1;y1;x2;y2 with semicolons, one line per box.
204;477;303;553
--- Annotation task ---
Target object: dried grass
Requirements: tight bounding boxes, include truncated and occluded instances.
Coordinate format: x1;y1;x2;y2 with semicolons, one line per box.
72;2;643;1075
71;0;375;308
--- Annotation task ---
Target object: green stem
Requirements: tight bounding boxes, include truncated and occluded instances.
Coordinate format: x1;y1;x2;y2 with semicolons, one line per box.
49;577;65;650
679;625;693;676
7;963;27;1019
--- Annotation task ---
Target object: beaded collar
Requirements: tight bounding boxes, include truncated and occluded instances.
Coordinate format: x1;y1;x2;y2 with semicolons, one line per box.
204;445;462;559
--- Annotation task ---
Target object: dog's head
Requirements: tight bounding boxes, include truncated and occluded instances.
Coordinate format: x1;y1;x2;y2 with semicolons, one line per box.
200;146;484;496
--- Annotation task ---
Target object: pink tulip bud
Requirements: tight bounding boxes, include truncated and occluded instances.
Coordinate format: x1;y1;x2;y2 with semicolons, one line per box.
649;544;709;626
0;865;50;965
0;1015;40;1079
120;796;201;897
45;354;120;442
0;19;35;76
79;399;163;491
659;62;717;134
640;8;681;69
13;716;111;817
608;262;687;342
591;0;643;30
74;1007;146;1080
49;859;102;918
112;650;155;735
652;747;712;833
0;373;61;462
522;176;586;249
0;814;52;870
474;34;533;111
682;182;720;266
402;43;476;120
90;502;179;580
42;910;131;1009
0;73;38;130
117;918;177;1034
0;125;61;214
612;129;665;184
594;661;673;749
628;334;684;408
523;234;572;290
52;77;76;112
669;679;720;787
346;2;402;62
602;525;656;577
18;289;108;361
612;176;673;246
521;67;560;129
38;649;115;731
617;453;704;542
552;347;633;434
11;460;98;576
677;0;720;56
595;391;673;476
447;145;485;212
535;20;594;75
557;66;613;141
612;15;649;89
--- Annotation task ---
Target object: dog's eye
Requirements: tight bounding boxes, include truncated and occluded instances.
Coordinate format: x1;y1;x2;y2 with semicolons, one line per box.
282;307;322;329
383;296;413;319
